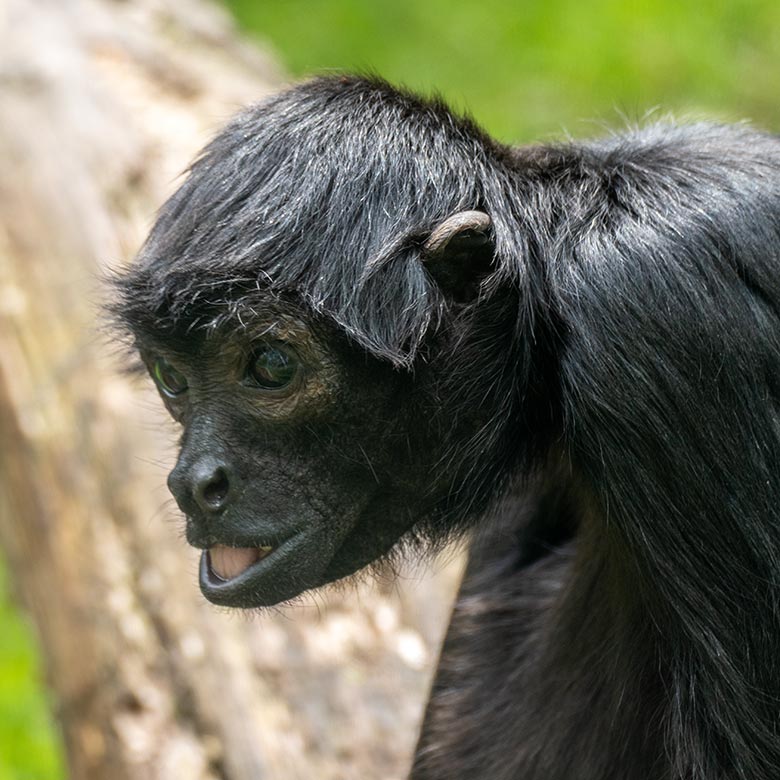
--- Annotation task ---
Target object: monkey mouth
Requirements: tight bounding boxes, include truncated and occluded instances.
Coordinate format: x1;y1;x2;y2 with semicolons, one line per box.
198;531;321;607
207;544;274;581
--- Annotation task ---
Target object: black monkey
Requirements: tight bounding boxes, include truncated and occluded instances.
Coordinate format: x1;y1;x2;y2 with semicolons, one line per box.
114;77;780;780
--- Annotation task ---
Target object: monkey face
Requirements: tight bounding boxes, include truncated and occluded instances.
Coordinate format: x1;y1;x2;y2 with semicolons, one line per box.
140;306;432;608
111;71;506;609
118;206;506;610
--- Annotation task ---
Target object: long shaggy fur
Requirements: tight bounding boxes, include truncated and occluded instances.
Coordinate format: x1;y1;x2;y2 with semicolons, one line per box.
115;76;780;779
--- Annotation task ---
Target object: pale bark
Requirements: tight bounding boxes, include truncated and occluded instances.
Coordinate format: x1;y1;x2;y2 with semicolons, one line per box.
0;2;462;778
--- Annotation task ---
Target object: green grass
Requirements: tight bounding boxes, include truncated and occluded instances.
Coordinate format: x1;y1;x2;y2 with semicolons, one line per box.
0;561;65;780
224;0;780;140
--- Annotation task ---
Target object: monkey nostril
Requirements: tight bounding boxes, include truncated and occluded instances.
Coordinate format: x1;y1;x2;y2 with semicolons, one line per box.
204;468;229;503
195;466;232;512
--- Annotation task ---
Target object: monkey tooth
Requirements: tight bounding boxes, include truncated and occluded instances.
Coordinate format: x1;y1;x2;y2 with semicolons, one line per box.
209;545;274;581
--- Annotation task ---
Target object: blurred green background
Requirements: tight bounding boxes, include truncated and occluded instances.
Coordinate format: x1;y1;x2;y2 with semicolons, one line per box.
0;565;64;780
2;1;778;777
226;0;780;139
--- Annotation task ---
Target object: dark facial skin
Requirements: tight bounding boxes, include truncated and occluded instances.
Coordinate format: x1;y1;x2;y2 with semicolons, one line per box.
141;305;432;608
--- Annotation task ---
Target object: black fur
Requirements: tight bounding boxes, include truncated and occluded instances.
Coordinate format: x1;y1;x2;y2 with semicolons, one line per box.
115;76;780;779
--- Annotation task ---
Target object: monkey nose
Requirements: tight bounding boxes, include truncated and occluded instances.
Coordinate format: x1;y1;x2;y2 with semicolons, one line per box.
168;457;235;515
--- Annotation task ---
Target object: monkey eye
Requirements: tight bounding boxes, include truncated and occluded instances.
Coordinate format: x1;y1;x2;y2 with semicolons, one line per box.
246;344;299;391
152;357;189;398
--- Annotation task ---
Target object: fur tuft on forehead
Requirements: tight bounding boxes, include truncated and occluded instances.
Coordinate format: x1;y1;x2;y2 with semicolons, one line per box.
112;75;521;365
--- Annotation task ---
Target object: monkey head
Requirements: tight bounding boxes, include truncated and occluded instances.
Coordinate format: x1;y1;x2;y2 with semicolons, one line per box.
113;78;534;608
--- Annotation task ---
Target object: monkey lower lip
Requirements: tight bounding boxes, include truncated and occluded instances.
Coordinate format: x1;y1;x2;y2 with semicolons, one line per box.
208;545;273;581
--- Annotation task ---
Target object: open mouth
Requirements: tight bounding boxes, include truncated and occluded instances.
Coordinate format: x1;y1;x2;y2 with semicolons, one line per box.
207;544;274;581
198;532;316;607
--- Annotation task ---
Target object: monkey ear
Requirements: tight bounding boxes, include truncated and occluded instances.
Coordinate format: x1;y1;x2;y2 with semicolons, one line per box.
422;211;495;302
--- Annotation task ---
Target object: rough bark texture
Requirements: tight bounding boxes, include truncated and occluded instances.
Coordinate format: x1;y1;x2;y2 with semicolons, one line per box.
0;2;462;778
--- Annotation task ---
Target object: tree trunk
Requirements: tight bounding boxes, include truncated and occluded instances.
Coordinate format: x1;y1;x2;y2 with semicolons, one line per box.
0;2;462;778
